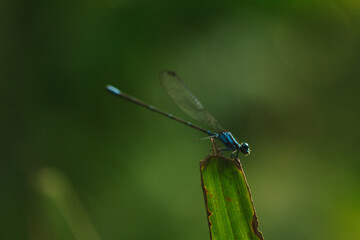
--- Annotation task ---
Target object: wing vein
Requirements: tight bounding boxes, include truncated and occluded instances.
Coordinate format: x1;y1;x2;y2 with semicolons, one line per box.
161;71;224;132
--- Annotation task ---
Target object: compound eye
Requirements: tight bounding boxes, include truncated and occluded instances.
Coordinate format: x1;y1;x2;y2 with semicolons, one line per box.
240;143;250;155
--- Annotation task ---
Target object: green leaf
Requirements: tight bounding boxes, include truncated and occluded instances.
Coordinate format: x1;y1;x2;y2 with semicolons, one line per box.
200;155;264;240
34;168;102;240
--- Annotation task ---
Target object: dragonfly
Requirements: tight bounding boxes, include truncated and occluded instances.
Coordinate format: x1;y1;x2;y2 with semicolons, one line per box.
106;71;250;158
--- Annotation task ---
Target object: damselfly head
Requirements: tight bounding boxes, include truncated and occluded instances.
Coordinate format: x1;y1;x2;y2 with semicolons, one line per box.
240;142;250;155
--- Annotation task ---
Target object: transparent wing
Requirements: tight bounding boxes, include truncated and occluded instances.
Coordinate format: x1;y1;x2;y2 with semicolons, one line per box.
161;71;224;132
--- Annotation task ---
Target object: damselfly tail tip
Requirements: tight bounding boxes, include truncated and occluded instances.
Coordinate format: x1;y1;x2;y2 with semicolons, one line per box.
106;85;121;95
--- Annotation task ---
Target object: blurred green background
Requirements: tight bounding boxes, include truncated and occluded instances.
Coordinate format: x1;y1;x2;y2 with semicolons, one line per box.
2;0;360;239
